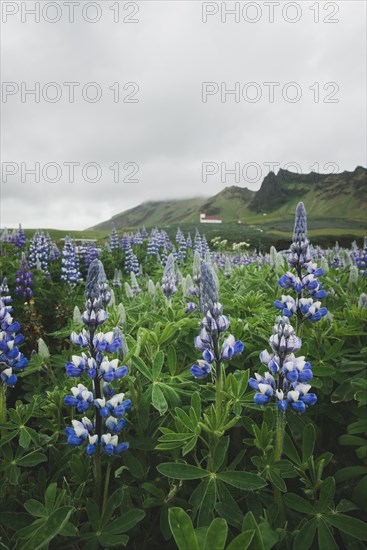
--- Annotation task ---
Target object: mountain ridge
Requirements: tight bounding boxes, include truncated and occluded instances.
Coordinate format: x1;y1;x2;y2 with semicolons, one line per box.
89;166;367;230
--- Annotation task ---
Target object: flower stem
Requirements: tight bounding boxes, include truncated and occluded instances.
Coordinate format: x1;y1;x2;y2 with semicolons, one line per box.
273;409;286;524
102;461;112;518
93;447;102;507
215;361;222;421
0;384;6;437
274;409;285;462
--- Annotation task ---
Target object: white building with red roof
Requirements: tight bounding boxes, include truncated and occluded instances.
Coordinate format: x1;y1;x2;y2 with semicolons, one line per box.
200;212;222;224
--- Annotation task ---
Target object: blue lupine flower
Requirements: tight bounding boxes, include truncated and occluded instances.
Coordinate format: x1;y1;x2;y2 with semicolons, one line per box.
93;332;121;353
298;298;328;322
105;416;127;433
109;225;120;252
274;295;297;317
250;316;317;413
14;224;26;249
190;360;212;378
65;259;130;456
191;268;244;379
28;231;51;276
162;254;178;300
221;335;245;360
101;434;129;455
0;278;12;306
86;434;99;455
200;261;219;315
124;244;140;274
0;297;28;387
276;203;328;324
130;272;142;295
64;384;94;412
61;237;82;286
14;255;34;299
65;418;92;446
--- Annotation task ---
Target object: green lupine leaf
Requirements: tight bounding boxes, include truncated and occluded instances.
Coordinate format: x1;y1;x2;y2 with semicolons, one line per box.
325;514;367;540
318;477;335;513
226;531;255;550
152;351;164;380
107;509;145;534
213;436;229;472
157;463;210;480
242;512;264;550
284;493;315;515
152;384;168;415
168;508;199;550
131;356;153;381
24;500;47;518
302;423;316;463
318;519;338;550
283;433;301;464
99;533;129;547
19;506;74;550
203;518;228;550
217;471;267;490
16;453;47;467
293;518;317;550
167;346;177;376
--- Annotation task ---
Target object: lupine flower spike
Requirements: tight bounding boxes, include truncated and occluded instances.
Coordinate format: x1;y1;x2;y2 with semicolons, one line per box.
276;202;328;326
249;316;317;413
191;261;244;379
65;259;130;456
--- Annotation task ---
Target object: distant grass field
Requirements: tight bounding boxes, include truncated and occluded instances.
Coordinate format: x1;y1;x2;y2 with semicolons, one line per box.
21;219;366;251
23;229;109;242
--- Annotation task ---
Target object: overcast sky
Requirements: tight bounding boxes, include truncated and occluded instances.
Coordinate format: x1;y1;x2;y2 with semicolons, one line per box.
1;0;366;230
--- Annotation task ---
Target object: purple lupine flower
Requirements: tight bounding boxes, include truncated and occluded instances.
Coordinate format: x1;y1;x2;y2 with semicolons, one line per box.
14;254;34;299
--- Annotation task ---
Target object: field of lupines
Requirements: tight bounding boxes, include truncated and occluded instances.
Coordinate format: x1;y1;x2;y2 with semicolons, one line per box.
0;203;367;550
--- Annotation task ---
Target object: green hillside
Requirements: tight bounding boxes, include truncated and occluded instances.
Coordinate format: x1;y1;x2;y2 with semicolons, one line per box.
90;166;367;232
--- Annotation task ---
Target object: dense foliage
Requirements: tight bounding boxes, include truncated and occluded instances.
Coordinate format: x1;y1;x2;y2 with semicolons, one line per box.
0;218;366;550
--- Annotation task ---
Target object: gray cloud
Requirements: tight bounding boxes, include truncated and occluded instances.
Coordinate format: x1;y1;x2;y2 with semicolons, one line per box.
1;1;366;229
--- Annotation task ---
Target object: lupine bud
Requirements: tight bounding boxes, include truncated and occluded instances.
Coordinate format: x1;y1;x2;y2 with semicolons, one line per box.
73;306;83;325
200;261;219;315
38;338;50;361
349;265;359;284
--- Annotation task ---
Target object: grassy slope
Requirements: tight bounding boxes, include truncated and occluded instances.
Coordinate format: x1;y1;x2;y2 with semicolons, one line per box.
18;168;366;248
91;168;367;231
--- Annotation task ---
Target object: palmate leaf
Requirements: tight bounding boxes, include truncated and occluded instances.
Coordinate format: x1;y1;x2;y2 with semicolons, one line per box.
18;506;74;550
